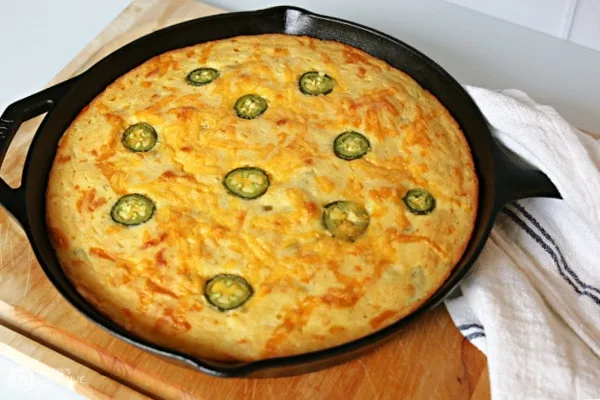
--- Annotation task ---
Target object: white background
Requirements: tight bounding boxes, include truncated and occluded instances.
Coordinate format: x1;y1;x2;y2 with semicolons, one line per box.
0;0;599;399
446;0;600;50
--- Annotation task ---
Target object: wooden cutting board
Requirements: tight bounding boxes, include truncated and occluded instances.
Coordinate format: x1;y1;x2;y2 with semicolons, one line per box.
0;1;490;398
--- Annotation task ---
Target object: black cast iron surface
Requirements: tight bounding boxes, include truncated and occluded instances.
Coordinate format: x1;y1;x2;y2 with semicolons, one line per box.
0;6;560;377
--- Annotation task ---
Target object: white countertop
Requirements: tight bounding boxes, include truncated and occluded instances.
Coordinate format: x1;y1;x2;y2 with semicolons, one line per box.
1;0;599;398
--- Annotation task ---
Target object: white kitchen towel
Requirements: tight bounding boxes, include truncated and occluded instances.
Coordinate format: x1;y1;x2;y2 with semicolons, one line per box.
444;86;600;399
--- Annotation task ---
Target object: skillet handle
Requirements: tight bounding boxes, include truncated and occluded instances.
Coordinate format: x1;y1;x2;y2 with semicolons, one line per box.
0;78;76;224
493;137;561;207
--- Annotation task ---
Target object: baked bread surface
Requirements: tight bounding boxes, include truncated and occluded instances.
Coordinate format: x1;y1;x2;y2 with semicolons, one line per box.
46;34;478;361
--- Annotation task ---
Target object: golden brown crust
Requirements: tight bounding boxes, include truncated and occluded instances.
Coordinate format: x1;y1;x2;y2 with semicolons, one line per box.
46;34;478;361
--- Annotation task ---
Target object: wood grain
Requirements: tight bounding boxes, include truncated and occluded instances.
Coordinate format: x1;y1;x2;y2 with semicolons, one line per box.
0;324;147;399
0;1;490;398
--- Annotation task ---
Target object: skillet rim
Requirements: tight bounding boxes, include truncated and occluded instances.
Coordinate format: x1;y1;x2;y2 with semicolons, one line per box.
17;5;497;377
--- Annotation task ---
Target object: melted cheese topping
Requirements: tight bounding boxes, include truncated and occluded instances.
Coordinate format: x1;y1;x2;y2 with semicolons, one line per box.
46;34;478;361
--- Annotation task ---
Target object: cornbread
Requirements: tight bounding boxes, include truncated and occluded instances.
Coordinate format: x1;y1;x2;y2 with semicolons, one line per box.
46;34;478;361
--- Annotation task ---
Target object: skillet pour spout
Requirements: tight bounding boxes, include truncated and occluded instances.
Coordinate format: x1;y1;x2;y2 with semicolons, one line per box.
0;5;559;377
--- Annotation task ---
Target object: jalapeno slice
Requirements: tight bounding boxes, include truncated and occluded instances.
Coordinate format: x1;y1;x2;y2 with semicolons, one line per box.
110;194;156;226
333;131;371;160
299;71;334;96
234;94;268;119
323;201;370;242
186;67;219;86
121;122;157;152
204;274;253;311
223;167;270;199
403;189;436;215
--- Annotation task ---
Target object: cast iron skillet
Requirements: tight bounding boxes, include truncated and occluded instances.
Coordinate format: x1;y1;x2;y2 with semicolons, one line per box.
0;6;560;377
